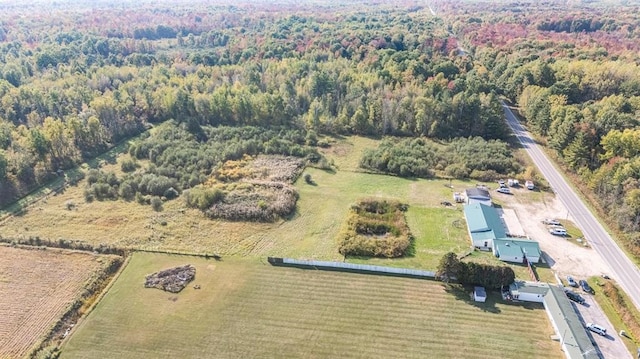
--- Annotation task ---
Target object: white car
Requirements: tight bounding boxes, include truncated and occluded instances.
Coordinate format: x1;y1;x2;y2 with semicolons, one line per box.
496;187;511;194
549;228;567;236
542;218;561;226
586;323;607;336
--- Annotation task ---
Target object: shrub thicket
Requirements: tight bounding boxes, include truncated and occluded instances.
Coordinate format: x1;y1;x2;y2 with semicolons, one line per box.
206;182;298;222
602;281;640;342
338;199;412;258
360;137;520;180
80;124;317;216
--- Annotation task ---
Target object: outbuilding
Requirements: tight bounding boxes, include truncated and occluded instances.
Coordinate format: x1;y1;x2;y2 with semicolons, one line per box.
474;286;487;302
465;188;491;206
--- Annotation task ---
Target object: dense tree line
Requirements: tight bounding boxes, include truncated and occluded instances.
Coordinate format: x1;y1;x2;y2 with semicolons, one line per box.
360;136;520;180
0;0;508;207
437;252;515;289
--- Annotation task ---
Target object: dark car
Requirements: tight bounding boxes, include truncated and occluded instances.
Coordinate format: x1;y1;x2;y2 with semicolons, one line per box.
579;279;593;294
565;290;585;304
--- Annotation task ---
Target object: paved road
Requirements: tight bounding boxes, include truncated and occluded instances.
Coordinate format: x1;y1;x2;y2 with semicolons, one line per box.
503;102;640;312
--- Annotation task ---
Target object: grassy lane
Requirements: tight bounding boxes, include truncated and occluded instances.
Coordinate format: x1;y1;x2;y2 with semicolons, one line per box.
62;253;561;359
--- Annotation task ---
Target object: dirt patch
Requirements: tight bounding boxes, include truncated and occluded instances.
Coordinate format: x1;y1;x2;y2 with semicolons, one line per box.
500;188;609;279
144;265;196;293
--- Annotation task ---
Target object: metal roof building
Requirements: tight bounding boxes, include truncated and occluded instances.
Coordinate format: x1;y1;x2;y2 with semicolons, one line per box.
544;285;599;359
493;238;541;264
463;202;506;248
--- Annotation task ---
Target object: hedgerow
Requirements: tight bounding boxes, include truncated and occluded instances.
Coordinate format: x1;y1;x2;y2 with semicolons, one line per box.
338;199;412;258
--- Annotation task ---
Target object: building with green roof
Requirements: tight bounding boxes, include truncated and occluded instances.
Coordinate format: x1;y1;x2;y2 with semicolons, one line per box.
463;202;506;249
463;203;541;264
493;238;541;264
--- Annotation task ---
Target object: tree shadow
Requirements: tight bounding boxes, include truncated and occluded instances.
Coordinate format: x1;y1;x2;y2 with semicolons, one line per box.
86;141;129;169
442;283;501;314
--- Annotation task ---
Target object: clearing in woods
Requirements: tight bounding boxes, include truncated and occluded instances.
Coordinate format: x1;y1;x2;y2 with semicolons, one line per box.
0;137;472;265
61;252;562;359
0;245;119;359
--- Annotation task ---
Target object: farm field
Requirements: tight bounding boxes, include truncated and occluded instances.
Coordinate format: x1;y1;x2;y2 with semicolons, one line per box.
0;245;119;359
61;252;562;359
0;137;472;267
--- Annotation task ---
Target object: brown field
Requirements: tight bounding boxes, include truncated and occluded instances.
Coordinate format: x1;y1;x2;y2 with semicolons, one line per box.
0;246;117;358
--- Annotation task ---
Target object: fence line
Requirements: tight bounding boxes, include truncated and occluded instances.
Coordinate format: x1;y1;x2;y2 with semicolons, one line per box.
268;257;436;280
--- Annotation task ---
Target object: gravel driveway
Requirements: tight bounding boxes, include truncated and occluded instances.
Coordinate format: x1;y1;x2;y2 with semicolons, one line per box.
496;187;610;278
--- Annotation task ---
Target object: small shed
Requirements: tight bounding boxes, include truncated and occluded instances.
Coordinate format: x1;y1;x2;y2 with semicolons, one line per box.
453;192;465;203
474;286;487;302
465;188;491;206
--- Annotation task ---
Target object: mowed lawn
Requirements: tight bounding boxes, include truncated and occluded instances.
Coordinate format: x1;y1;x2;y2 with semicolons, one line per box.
62;253;561;359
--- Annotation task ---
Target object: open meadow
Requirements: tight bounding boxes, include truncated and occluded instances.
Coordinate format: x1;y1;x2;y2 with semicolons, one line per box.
0;246;119;358
0;137;474;270
61;252;562;359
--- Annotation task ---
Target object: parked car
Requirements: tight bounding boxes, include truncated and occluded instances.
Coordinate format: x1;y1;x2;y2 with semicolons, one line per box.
579;279;593;294
549;228;568;236
525;180;535;190
566;276;577;287
542;218;561;226
586;323;607;336
565;290;585;304
496;187;511;194
601;274;610;280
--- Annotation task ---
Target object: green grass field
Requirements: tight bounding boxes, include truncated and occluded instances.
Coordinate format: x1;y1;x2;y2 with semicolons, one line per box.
61;252;561;359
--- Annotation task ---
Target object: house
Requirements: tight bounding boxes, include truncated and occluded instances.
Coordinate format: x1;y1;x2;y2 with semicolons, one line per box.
474;286;487;302
509;281;548;303
465;188;491;206
492;238;541;264
463;203;506;249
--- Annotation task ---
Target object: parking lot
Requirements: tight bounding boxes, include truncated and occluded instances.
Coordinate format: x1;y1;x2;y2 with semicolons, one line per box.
569;288;632;359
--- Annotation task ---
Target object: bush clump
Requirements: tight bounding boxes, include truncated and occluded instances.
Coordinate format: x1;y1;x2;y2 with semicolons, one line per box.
338;199;412;258
360;137;520;179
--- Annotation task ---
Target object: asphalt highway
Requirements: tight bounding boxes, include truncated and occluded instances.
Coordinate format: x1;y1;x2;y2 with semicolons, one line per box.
502;102;640;312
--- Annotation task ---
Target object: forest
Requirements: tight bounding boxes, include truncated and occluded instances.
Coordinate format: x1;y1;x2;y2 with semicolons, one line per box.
0;0;508;208
2;0;640;251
